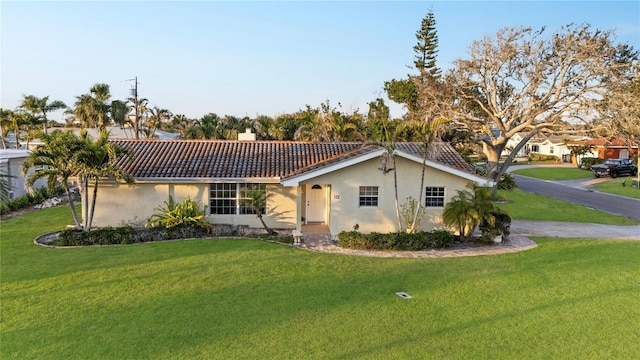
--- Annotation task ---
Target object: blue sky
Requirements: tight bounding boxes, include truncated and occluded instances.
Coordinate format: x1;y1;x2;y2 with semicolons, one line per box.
2;1;639;121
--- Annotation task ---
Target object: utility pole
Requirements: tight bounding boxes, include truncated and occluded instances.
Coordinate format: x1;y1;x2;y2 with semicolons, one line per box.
127;76;140;139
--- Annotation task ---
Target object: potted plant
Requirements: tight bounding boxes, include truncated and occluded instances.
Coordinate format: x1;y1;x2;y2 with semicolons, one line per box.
480;209;511;243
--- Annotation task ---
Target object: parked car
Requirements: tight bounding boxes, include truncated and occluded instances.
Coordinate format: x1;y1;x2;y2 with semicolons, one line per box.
591;159;638;178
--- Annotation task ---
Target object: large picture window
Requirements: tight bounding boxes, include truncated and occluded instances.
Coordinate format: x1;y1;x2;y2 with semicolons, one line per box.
210;183;266;215
425;187;445;207
359;186;379;207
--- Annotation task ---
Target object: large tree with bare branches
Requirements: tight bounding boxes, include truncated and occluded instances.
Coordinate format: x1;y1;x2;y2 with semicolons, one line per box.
440;24;637;188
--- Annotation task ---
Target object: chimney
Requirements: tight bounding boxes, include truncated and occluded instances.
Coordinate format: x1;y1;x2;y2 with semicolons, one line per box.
238;128;256;141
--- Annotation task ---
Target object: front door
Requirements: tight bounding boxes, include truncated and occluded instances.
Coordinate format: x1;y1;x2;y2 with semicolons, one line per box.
306;184;326;223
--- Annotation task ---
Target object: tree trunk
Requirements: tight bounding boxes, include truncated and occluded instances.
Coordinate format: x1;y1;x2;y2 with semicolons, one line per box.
257;213;276;236
392;156;402;231
87;178;98;231
82;177;89;230
409;155;428;234
64;182;82;230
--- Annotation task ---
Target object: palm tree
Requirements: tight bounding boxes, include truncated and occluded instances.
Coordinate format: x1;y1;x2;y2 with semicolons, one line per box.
0;172;14;203
7;110;26;149
243;190;276;236
20;95;67;135
0;108;11;149
110;100;130;128
89;83;111;129
22;130;85;229
71;93;97;128
442;184;504;242
146;107;172;138
21;113;43;149
76;129;133;230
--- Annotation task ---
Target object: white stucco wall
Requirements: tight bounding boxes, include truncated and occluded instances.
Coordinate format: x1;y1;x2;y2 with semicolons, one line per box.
300;156;472;234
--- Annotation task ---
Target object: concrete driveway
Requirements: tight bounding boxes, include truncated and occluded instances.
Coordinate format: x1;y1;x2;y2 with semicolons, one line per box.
511;220;640;240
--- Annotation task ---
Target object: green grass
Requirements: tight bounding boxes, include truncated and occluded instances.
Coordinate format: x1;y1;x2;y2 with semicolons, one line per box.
511;167;593;180
2;206;640;359
496;188;640;225
590;177;640;199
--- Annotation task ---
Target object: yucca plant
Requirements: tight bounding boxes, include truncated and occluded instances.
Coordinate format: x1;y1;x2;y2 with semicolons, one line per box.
147;196;211;229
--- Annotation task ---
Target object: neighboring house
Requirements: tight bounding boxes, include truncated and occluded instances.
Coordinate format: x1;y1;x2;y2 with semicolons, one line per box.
504;132;547;158
88;140;491;235
52;126;181;140
0;149;46;200
567;137;639;160
504;132;590;162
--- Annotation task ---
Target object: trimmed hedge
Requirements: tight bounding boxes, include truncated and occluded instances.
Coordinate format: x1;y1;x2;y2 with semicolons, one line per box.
51;226;213;246
528;153;559;162
337;230;454;251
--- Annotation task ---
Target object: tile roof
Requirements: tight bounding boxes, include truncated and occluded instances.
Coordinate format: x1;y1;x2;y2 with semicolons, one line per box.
111;140;475;180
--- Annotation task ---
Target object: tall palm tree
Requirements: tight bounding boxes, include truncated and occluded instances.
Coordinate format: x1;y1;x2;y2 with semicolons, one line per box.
76;129;133;230
20;95;67;135
21;113;43;149
146;107;172;138
89;83;111;129
7;110;26;149
22;130;85;229
110;100;130;129
72;93;97;128
0;108;11;149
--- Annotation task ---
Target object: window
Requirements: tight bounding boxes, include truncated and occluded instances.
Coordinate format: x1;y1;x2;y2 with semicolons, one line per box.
531;145;540;153
210;183;266;215
359;186;379;207
549;146;554;154
425;187;445;207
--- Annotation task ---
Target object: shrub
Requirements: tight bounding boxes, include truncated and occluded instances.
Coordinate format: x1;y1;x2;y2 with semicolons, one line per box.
55;226;134;246
528;153;559;162
337;230;453;251
497;173;517;190
0;185;65;215
580;157;604;170
147;196;211;229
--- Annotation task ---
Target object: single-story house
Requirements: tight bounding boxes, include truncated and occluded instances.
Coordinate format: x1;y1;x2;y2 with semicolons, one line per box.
566;137;638;160
504;132;590;162
0;149;46;200
87;140;492;235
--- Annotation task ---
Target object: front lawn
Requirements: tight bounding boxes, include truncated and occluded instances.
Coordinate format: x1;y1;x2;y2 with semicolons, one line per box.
496;188;640;225
510;167;593;180
2;206;640;359
590;177;640;199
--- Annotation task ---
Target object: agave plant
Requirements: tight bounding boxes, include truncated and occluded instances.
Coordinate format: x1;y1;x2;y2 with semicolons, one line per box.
147;196;211;229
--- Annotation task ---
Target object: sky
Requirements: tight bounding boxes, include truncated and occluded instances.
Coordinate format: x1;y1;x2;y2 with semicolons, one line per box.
1;1;639;122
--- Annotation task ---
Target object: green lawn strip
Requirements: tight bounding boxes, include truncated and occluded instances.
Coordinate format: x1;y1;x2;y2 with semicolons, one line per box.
496;188;640;225
590;177;640;199
511;167;593;180
2;207;640;359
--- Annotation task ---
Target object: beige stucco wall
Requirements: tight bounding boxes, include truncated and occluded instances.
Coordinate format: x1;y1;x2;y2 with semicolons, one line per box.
300;156;472;234
88;182;297;229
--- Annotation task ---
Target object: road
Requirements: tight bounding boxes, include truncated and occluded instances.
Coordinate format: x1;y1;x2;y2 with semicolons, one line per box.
512;174;640;221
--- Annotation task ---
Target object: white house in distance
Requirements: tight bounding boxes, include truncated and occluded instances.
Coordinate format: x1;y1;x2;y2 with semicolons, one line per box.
0;149;46;200
87;139;492;235
504;132;590;162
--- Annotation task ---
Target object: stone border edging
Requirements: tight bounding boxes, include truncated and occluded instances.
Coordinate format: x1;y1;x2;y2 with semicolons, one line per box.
34;231;537;258
301;236;538;258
